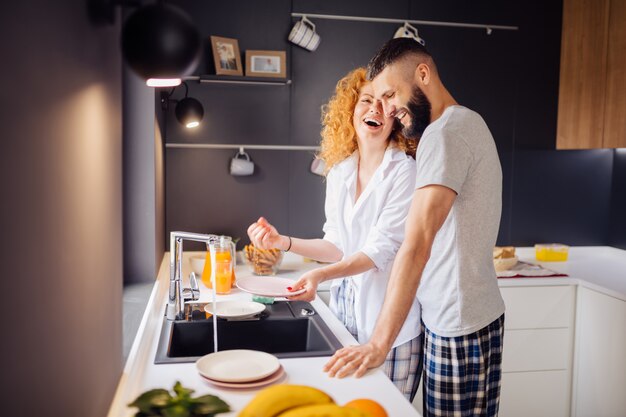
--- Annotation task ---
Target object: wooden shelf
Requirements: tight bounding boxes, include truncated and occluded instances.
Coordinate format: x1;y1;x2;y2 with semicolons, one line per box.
185;75;291;86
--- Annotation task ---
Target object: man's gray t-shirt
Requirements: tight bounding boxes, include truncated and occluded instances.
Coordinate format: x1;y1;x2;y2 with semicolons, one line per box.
415;105;505;337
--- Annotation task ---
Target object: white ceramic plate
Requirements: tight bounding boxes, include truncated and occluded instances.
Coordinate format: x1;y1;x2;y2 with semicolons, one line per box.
203;300;266;318
196;350;280;383
200;365;286;389
236;276;306;298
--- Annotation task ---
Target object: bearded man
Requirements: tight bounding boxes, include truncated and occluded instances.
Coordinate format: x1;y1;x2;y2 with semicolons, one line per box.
324;38;506;417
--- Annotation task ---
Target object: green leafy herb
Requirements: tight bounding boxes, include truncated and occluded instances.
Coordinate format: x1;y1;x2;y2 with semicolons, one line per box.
191;395;231;415
128;382;230;417
129;389;172;414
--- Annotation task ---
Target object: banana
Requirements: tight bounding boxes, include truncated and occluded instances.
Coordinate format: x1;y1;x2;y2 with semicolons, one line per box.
276;404;373;417
238;384;334;417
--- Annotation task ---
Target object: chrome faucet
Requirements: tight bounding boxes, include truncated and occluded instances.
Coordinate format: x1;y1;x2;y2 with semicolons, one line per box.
167;231;218;321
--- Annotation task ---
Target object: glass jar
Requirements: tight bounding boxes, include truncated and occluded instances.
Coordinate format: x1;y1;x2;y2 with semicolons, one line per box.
201;236;236;293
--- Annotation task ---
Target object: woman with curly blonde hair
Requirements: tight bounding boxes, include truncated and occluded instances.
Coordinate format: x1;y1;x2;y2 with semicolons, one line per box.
319;67;416;172
247;67;423;400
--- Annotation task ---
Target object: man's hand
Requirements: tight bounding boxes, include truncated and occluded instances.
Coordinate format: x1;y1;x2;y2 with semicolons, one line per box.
323;342;388;378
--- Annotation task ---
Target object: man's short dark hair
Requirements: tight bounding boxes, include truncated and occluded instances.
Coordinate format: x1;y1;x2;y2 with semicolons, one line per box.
366;38;433;80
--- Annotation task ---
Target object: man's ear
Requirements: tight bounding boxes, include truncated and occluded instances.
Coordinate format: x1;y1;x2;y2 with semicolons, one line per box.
414;63;431;86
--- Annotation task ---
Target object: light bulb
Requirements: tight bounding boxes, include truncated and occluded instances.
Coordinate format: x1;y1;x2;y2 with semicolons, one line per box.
147;78;182;87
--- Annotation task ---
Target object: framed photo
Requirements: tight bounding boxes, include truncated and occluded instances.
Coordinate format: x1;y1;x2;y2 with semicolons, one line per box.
210;36;243;76
245;50;286;78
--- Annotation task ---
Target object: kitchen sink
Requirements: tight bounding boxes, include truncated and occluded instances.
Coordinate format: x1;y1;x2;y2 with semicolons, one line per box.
155;301;344;364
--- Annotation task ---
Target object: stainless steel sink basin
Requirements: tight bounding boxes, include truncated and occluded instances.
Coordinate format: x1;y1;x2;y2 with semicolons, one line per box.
155;301;344;364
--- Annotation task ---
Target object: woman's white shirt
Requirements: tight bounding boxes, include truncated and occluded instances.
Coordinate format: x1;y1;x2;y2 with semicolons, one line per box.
322;146;422;347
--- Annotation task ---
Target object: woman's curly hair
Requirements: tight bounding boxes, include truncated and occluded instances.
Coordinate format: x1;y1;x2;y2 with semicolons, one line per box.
318;67;416;172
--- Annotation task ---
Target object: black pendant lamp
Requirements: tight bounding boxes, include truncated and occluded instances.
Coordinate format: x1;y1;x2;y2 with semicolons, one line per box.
122;3;201;87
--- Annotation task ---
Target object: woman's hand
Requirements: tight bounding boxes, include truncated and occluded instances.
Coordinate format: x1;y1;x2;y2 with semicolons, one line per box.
286;269;326;302
247;217;286;250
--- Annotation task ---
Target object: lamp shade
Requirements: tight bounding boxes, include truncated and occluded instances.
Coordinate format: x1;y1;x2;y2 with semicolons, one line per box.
175;97;204;128
122;4;201;80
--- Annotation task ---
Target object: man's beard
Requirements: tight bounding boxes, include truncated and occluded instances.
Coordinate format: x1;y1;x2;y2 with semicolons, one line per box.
401;86;431;139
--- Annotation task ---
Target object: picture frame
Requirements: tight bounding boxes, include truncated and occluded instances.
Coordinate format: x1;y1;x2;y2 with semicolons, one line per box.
210;36;243;76
245;50;287;78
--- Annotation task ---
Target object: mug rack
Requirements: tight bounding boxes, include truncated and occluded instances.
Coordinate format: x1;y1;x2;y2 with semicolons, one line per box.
291;12;519;33
165;143;320;152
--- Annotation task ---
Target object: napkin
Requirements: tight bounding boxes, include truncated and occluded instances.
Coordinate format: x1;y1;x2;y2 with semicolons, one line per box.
497;261;568;278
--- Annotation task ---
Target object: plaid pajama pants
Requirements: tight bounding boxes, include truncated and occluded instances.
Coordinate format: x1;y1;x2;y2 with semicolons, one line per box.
422;314;505;417
336;279;423;401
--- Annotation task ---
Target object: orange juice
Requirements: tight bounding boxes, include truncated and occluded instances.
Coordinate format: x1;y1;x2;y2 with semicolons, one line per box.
214;260;232;294
535;244;569;261
201;249;232;288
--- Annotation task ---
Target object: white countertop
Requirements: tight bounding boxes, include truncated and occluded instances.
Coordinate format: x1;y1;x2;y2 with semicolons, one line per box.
496;246;626;301
108;245;626;417
107;252;421;417
306;246;626;301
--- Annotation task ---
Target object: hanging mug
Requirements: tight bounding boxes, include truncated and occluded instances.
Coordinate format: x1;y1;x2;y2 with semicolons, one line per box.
310;158;326;176
230;149;255;176
393;22;426;46
288;16;321;51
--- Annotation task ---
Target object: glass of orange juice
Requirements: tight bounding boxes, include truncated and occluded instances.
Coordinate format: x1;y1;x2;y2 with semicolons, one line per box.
201;236;235;293
214;258;233;294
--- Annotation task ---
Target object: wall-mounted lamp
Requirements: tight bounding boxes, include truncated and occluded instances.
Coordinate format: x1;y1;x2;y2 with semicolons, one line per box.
161;82;204;129
176;96;204;128
89;0;201;87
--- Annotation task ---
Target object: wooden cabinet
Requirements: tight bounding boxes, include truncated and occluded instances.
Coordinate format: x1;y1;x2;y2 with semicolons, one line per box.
498;285;576;417
557;0;626;149
571;287;626;417
603;0;626;148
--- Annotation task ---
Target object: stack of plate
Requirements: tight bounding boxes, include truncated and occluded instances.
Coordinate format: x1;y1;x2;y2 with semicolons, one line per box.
196;350;285;389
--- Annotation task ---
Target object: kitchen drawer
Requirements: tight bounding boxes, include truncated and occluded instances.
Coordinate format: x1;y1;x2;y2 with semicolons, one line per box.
501;285;575;329
503;328;572;372
500;370;570;417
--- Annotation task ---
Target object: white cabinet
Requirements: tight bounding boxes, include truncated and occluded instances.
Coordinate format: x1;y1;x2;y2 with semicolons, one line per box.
499;285;576;417
572;287;626;417
501;371;571;417
412;285;577;416
503;328;571;372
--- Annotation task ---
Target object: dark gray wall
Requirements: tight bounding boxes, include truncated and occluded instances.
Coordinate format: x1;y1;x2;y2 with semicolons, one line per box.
163;0;623;249
510;150;614;245
0;1;123;416
609;150;626;250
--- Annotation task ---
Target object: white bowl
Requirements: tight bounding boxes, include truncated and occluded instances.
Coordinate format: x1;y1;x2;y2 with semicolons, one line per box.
189;255;206;276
